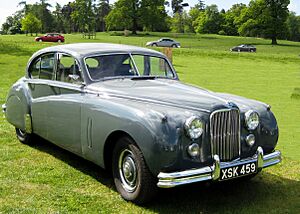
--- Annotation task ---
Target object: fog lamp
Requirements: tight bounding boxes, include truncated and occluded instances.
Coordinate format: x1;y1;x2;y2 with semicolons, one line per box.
246;134;255;147
187;143;200;157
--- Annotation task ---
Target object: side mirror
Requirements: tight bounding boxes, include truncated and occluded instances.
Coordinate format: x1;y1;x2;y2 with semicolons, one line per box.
68;74;80;81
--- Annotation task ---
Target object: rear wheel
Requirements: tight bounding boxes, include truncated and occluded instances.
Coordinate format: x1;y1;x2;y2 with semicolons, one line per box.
57;39;61;43
112;137;157;204
15;128;34;145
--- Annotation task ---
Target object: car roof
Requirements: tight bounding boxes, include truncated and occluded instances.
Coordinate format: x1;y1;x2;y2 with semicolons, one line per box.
30;43;165;59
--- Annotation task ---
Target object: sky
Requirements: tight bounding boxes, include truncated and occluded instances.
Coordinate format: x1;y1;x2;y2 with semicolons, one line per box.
0;0;299;27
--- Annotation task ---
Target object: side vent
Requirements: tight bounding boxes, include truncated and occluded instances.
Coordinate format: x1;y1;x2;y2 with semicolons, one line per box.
87;117;93;149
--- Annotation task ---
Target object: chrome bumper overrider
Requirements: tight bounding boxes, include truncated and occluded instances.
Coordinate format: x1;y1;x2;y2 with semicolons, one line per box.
157;146;281;188
2;104;6;114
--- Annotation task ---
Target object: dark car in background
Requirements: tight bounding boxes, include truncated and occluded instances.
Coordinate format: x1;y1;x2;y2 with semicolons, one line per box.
35;33;64;43
231;44;256;52
146;38;181;48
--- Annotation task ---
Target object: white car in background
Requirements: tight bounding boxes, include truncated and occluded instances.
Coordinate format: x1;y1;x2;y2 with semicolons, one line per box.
146;38;181;48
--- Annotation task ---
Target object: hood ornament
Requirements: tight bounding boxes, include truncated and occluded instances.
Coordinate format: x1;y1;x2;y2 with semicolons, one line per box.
227;101;236;108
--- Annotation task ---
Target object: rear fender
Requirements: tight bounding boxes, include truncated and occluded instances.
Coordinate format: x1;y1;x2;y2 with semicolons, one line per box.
5;78;32;132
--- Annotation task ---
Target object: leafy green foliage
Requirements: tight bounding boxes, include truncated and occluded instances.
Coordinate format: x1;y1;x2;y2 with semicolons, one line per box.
194;5;223;34
71;0;96;33
21;13;42;36
286;12;300;41
105;0;140;34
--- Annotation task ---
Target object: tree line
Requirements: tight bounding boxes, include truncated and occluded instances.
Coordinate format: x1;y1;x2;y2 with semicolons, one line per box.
1;0;299;44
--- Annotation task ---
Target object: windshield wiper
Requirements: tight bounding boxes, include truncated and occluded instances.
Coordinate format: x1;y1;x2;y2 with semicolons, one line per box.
131;76;156;80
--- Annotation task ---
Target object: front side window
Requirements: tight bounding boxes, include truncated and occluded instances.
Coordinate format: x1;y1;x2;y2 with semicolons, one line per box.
132;55;174;78
85;54;174;81
57;54;82;84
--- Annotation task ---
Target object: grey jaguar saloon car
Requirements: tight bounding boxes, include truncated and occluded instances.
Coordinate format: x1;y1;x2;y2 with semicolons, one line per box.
3;43;281;204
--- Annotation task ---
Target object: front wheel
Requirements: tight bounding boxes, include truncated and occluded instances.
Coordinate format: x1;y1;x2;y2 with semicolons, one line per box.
112;137;157;204
15;128;34;145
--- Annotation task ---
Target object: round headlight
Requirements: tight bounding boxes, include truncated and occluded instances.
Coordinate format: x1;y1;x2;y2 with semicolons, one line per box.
245;110;259;130
184;116;204;139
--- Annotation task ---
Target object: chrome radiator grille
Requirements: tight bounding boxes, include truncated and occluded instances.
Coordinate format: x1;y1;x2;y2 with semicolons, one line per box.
210;109;240;161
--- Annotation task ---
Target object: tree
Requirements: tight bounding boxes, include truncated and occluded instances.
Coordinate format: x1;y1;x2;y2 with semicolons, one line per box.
264;0;290;44
71;0;96;33
18;1;30;16
171;0;183;14
52;3;64;33
140;0;169;32
194;4;223;34
106;0;141;34
237;0;290;44
194;0;205;11
21;13;42;35
95;0;111;32
221;4;246;36
62;2;77;32
286;12;300;41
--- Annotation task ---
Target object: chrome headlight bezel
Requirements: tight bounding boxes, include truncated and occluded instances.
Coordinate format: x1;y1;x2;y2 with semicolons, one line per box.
245;110;260;130
184;116;204;140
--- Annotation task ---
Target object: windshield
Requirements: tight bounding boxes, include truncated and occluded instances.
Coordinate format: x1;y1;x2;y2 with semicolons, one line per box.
85;54;175;81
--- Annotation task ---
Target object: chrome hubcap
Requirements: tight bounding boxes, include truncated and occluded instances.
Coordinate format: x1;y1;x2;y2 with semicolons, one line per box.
119;149;137;192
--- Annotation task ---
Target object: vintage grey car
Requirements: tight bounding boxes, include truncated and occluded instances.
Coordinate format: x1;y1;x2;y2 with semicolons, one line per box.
3;43;281;204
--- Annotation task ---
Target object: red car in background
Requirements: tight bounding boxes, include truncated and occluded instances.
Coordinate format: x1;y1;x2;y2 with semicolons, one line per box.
35;33;64;43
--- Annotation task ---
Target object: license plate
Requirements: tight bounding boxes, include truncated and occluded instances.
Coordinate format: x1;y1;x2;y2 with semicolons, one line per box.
220;162;257;181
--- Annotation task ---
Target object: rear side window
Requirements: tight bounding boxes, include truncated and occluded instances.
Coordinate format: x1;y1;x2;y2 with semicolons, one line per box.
29;58;41;79
40;54;55;80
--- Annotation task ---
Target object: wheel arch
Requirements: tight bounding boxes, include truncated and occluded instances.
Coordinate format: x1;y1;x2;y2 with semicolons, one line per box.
103;130;138;173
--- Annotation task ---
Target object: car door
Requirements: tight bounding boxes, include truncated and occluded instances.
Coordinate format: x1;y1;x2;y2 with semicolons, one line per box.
28;52;83;154
161;39;169;47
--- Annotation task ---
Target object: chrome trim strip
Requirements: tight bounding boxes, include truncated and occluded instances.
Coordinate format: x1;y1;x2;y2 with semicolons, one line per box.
25;79;83;92
157;147;281;188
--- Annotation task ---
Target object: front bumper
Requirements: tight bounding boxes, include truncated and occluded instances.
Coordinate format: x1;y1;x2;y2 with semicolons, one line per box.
157;146;281;188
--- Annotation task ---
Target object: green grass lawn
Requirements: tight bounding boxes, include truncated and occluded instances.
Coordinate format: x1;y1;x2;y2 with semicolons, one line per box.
0;33;299;213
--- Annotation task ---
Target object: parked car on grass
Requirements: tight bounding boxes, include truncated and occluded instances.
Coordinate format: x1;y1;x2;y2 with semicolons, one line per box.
231;44;256;52
35;33;64;43
146;38;180;48
3;43;281;204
